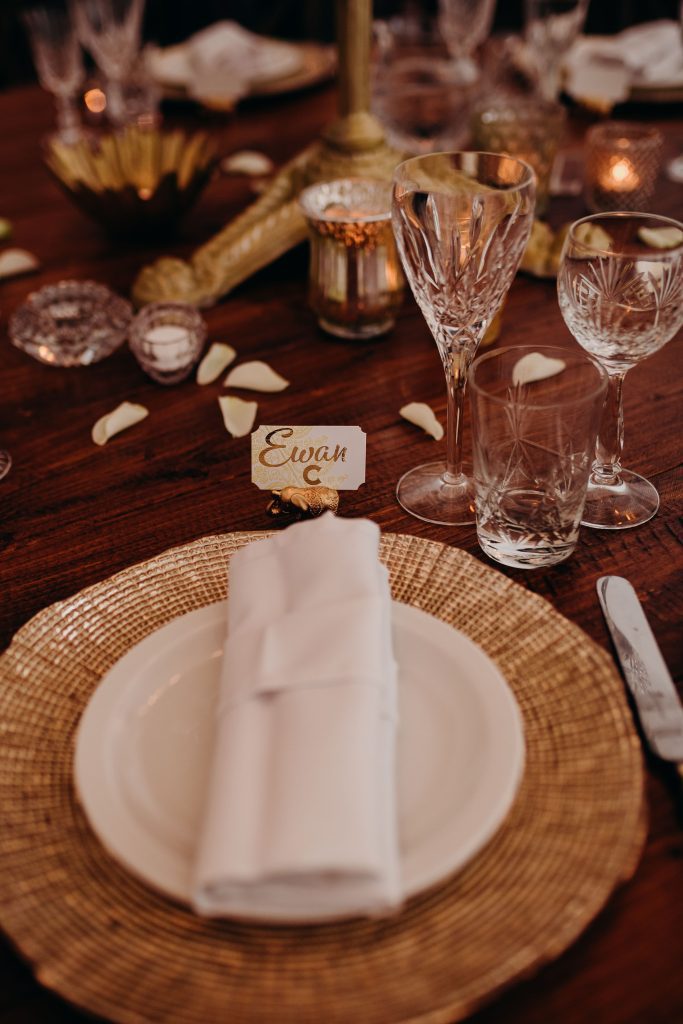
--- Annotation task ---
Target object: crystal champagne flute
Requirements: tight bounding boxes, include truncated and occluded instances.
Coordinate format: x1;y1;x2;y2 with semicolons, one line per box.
557;212;683;529
69;0;145;126
438;0;496;83
524;0;589;100
392;152;536;525
23;7;85;142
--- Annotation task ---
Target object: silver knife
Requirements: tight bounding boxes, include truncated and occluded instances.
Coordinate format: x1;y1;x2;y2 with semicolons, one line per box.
597;576;683;774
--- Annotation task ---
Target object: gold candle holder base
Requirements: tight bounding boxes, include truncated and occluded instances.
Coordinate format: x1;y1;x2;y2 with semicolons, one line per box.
132;0;405;310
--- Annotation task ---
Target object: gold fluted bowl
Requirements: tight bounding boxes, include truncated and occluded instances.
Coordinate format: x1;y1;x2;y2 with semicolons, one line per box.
44;126;218;237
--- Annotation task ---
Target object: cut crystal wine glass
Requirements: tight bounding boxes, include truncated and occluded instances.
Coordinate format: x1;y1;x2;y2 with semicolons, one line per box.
23;7;85;142
557;212;683;529
392;152;536;525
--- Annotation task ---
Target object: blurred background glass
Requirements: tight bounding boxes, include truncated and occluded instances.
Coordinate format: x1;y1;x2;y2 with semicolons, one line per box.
438;0;496;83
23;6;84;140
371;11;476;154
524;0;590;99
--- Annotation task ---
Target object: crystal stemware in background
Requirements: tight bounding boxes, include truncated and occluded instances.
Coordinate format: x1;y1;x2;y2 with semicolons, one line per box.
438;0;496;84
23;7;85;142
557;212;683;529
371;13;473;154
69;0;145;127
392;152;536;525
524;0;589;100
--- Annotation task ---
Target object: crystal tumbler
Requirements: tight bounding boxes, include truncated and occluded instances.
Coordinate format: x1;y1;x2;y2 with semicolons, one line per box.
469;345;607;568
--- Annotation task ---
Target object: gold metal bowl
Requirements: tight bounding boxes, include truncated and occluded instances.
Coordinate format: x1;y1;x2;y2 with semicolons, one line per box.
44;127;218;237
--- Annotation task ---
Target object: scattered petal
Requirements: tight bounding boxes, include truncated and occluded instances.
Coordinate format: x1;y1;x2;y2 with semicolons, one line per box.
400;402;444;441
196;342;237;385
574;222;612;252
637;225;683;250
224;360;289;392
512;352;566;386
91;401;149;446
221;150;275;176
0;217;12;241
218;395;257;437
0;248;39;280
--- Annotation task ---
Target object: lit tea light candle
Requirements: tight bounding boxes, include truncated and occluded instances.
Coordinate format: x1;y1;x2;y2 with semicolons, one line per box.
585;121;662;213
602;154;640;193
145;323;192;371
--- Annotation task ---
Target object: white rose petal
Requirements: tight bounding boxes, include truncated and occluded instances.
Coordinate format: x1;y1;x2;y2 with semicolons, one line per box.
400;402;444;441
220;151;275;176
196;342;237;385
637;226;683;250
224;360;289;392
218;395;258;437
0;248;40;280
512;353;566;386
91;401;149;446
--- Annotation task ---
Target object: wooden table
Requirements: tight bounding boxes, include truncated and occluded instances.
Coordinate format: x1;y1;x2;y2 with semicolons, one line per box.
1;81;682;1024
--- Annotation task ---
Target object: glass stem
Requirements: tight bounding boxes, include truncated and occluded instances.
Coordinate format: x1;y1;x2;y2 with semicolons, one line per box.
55;91;80;141
438;330;478;484
592;369;626;486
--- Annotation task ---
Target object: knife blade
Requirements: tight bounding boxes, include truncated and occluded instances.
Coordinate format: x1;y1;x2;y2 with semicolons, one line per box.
597;575;683;767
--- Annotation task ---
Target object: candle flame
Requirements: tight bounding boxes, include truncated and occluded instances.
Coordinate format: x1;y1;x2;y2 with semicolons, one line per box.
84;88;106;114
611;158;631;183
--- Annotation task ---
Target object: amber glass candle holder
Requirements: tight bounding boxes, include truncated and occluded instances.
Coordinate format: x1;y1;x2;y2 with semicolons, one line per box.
299;178;404;340
471;98;566;217
585;122;663;213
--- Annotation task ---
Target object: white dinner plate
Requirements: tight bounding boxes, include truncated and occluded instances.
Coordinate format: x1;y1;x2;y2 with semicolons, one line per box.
74;601;524;921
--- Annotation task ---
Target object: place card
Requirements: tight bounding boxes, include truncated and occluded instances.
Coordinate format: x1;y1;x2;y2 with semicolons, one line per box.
252;426;366;490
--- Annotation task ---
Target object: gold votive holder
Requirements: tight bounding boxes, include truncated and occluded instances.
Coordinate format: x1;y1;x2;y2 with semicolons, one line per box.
471;98;566;217
298;178;404;340
585;121;663;213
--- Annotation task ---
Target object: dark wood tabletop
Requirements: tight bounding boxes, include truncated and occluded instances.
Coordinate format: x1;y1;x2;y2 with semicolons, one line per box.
1;79;682;1024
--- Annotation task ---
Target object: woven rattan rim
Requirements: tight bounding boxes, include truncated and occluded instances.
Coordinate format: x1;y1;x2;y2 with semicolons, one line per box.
0;531;645;1024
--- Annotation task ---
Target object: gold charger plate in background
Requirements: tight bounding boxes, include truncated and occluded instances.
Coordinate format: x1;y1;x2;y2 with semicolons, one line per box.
0;532;645;1024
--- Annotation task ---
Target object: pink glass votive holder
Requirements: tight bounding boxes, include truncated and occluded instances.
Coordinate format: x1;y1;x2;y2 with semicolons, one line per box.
585;122;663;213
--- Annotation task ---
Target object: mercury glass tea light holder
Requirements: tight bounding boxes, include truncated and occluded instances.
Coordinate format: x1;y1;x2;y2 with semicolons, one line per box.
585;122;663;213
129;303;207;384
298;178;405;340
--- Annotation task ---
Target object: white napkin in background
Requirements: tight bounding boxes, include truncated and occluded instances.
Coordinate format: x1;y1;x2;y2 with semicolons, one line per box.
564;20;683;108
147;20;304;105
193;514;402;919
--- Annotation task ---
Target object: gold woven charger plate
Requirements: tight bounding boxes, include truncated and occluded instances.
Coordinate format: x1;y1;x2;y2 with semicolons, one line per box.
0;531;645;1024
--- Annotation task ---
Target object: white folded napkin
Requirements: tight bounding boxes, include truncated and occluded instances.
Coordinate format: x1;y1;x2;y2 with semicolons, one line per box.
147;21;304;105
564;20;683;108
192;514;402;919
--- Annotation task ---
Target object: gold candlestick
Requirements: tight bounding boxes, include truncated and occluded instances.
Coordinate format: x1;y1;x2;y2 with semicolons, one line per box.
132;1;404;309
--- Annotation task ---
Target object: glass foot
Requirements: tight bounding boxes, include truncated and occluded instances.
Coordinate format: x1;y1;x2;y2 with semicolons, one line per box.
396;461;476;526
581;469;659;530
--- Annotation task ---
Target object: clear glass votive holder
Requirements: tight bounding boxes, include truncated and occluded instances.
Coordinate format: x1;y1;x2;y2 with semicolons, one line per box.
470;98;566;217
469;345;607;569
585;121;663;213
298;178;405;340
129;302;207;384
